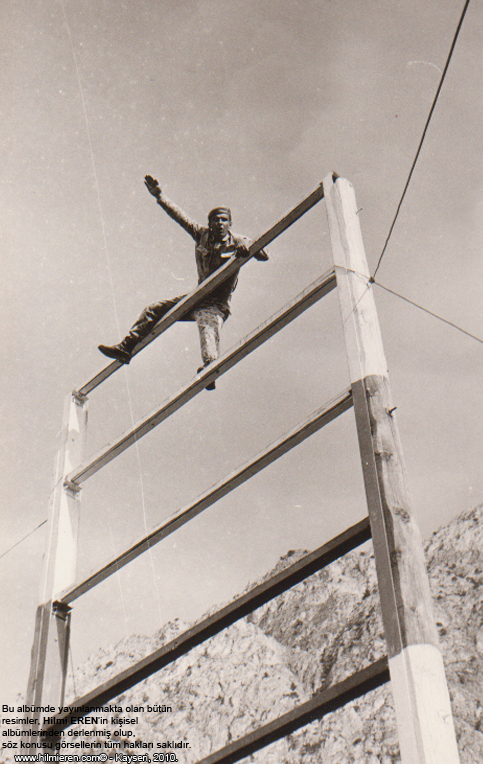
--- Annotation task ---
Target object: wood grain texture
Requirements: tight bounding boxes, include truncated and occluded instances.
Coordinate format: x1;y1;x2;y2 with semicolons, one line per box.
323;174;459;763
27;393;88;715
389;645;461;764
323;173;388;381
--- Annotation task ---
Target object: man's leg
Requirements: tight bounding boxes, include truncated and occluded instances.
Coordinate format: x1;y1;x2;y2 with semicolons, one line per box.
194;306;225;390
99;296;188;364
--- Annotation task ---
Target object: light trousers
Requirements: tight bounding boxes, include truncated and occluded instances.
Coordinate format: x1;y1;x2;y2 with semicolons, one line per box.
194;306;225;365
124;297;225;365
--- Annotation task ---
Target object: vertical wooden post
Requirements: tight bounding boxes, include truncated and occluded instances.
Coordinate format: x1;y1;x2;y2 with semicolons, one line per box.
26;391;88;711
323;174;460;764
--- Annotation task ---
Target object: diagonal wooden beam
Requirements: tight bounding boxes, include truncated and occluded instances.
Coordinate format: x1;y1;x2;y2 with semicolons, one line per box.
47;517;372;732
78;183;325;396
58;386;352;603
195;657;390;764
66;269;336;487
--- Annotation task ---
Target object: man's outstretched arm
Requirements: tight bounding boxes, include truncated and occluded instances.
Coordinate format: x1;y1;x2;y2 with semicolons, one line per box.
144;175;201;241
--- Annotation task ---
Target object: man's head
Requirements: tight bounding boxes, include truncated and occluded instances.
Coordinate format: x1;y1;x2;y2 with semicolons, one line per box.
208;207;232;241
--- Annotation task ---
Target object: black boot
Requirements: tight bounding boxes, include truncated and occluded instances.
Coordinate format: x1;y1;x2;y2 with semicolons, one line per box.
98;340;134;365
197;367;216;391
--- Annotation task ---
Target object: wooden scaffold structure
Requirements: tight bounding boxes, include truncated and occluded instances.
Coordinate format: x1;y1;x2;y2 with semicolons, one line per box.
27;175;461;764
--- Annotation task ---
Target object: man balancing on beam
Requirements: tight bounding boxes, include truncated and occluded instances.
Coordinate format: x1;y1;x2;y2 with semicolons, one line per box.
98;175;268;390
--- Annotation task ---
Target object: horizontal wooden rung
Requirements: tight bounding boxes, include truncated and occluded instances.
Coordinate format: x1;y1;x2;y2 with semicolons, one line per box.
195;657;389;764
67;269;336;486
58;386;352;603
46;516;372;732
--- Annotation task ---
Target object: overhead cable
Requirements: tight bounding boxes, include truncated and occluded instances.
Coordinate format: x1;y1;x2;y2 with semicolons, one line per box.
373;0;472;278
0;520;47;561
373;280;483;346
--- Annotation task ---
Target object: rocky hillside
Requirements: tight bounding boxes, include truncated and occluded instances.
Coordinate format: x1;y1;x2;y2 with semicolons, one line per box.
6;506;483;763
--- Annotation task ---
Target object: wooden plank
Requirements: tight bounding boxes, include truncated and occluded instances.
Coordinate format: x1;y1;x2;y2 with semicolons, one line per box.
195;658;390;764
249;183;325;251
26;393;88;714
45;517;372;733
78;184;325;396
67;269;336;486
40;394;88;603
59;386;352;603
25;603;51;709
323;174;460;764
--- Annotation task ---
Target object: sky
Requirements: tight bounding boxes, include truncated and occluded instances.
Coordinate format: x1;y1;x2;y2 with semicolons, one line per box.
1;0;482;708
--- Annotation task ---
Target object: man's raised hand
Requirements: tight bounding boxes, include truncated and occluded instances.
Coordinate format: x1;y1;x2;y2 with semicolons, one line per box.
144;175;161;199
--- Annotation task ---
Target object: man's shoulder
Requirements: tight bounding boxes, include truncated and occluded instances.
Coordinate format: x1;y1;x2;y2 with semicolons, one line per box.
194;227;210;249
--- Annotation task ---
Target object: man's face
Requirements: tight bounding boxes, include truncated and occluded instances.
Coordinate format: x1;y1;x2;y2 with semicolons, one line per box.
209;212;231;241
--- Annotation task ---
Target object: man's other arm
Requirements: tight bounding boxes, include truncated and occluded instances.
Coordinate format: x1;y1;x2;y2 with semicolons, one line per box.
234;234;269;262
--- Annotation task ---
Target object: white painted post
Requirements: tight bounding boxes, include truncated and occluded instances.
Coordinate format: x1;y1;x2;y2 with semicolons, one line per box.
323;174;460;764
26;391;88;710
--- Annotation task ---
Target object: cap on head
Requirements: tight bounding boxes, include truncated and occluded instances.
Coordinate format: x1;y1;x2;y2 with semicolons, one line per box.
208;206;232;222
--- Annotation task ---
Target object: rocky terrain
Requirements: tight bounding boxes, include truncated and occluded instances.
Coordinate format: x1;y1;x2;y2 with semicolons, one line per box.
4;505;483;763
